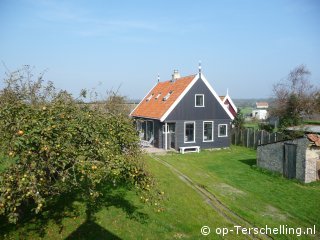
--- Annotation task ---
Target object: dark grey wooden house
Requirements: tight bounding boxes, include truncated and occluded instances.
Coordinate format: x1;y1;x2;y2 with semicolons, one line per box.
130;69;235;152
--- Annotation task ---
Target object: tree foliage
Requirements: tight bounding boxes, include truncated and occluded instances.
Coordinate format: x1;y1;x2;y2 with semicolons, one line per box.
232;108;245;130
271;65;319;130
0;66;157;223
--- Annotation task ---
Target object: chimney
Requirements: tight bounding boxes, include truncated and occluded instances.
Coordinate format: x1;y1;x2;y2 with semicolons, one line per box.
171;70;180;82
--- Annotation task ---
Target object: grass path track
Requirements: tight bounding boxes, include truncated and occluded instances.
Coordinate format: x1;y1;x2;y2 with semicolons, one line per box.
150;154;273;240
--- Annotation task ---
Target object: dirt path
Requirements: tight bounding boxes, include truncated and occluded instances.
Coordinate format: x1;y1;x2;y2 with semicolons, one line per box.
150;154;273;240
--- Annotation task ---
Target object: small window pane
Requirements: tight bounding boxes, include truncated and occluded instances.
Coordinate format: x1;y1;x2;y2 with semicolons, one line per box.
185;123;195;142
204;122;213;141
218;124;227;137
195;95;204;107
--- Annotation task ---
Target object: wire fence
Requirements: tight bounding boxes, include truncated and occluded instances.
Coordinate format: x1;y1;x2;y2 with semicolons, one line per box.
231;128;286;149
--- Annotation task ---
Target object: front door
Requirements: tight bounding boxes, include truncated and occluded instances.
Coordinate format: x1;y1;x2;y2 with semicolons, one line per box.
283;143;297;179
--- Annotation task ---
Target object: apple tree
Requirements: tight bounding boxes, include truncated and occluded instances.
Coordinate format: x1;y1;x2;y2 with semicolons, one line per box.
0;66;158;223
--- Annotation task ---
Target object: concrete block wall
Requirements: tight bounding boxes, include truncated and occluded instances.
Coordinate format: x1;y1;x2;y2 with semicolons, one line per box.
305;147;320;183
257;137;319;183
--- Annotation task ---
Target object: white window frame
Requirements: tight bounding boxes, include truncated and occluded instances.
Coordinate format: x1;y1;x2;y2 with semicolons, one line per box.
163;91;173;101
155;92;161;100
162;123;175;133
184;121;196;143
146;93;154;102
218;124;228;137
195;94;204;107
203;121;214;142
162;124;168;133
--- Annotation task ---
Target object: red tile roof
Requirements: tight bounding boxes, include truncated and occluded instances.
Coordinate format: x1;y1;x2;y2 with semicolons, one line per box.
131;75;196;119
256;102;269;108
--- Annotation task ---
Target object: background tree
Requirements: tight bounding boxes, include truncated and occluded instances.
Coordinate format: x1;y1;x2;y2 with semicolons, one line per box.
232;108;245;130
271;65;318;130
0;66;159;224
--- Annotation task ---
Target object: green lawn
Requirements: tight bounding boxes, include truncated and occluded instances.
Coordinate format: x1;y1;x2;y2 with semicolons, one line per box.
240;107;253;116
0;152;245;240
303;120;320;125
156;146;320;240
243;122;259;130
1;147;319;239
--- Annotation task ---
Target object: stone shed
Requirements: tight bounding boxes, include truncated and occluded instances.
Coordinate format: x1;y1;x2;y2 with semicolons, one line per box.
257;135;320;183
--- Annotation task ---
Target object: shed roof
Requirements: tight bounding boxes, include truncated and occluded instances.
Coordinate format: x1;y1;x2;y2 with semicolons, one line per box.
307;134;320;146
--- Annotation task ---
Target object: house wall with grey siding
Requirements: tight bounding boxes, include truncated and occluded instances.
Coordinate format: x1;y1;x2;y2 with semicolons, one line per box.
166;77;230;121
164;77;231;150
163;119;230;150
257;138;318;183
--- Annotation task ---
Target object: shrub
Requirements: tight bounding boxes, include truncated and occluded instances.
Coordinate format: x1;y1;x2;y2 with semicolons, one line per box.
0;67;156;223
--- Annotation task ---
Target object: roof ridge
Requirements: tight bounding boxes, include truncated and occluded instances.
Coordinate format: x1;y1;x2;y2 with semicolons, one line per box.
160;74;197;83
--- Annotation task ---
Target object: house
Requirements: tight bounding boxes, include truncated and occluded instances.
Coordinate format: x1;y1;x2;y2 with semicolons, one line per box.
256;102;269;109
219;91;237;118
130;68;234;152
252;101;269;120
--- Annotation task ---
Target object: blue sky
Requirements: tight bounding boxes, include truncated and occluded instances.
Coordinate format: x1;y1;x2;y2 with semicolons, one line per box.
0;0;319;100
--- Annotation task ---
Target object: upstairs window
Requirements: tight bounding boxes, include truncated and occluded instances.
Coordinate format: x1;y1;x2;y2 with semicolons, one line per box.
195;94;204;107
163;91;173;101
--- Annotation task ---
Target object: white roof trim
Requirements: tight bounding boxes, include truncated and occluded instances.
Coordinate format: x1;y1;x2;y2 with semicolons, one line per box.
129;82;158;117
200;74;235;120
160;74;199;122
223;94;238;114
160;73;234;121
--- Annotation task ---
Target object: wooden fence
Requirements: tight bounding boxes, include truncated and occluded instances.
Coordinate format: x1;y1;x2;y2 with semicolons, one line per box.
231;128;286;149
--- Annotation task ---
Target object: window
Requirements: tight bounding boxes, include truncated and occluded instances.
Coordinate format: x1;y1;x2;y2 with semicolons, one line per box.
203;121;213;142
218;124;228;137
162;125;166;133
184;122;195;143
155;92;161;100
146;93;154;102
163;91;173;101
195;94;204;107
168;123;175;133
162;123;175;133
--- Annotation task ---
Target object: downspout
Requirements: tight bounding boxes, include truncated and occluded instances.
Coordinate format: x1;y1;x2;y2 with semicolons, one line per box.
164;122;168;150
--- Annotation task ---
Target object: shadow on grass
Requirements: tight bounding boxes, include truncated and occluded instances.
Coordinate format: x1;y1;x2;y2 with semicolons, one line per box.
0;183;148;239
238;158;256;167
65;220;121;240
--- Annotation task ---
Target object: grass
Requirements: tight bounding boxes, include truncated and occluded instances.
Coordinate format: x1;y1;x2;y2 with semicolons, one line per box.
303;120;320;125
240;107;253;116
1;147;319;239
0;153;246;240
243;121;259;130
156;146;320;239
